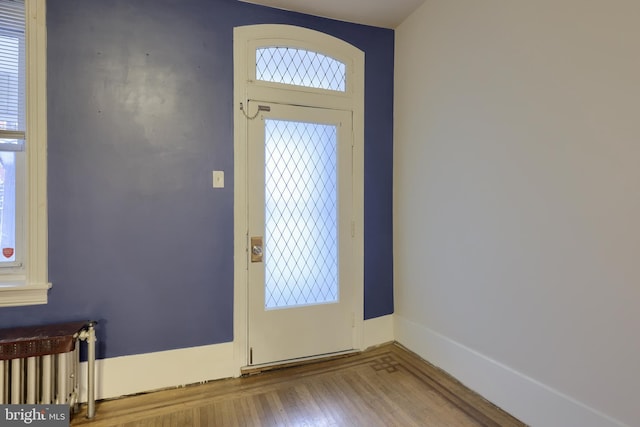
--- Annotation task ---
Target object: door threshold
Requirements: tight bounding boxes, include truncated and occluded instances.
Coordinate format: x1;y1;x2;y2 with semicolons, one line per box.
241;349;360;376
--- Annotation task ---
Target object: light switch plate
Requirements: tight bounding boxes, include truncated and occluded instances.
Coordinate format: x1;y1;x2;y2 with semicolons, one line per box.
213;171;224;188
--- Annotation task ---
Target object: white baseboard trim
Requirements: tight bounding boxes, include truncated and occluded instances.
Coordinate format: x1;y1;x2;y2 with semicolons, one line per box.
394;315;627;427
78;342;237;402
76;315;395;403
363;314;394;349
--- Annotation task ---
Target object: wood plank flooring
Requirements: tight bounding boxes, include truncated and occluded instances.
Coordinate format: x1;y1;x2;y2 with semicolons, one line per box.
71;343;526;427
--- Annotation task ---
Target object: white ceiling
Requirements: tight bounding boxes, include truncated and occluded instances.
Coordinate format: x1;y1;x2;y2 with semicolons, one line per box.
238;0;425;29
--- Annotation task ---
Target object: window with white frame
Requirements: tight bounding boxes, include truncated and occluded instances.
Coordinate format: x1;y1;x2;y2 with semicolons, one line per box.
0;0;49;306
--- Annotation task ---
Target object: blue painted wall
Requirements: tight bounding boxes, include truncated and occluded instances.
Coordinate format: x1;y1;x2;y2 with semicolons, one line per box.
0;0;393;359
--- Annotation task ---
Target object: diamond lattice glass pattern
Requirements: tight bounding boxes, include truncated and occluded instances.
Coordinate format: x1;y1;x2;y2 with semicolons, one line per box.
264;119;338;309
256;47;346;92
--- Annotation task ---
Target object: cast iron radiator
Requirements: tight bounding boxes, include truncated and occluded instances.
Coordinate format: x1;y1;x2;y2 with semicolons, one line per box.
0;321;97;419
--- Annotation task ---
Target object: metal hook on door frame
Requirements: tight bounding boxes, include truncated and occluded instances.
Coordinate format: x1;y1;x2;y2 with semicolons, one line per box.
240;102;271;120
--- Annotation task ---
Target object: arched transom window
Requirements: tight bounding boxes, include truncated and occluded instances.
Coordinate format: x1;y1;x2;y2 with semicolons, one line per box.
256;47;346;92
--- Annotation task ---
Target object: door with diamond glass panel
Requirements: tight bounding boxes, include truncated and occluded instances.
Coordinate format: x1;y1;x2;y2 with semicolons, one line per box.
247;102;355;365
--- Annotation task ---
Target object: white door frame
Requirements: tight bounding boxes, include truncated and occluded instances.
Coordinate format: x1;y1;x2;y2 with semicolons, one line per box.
233;24;365;370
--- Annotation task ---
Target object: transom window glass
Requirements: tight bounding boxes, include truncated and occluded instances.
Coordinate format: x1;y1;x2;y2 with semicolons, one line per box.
256;47;346;92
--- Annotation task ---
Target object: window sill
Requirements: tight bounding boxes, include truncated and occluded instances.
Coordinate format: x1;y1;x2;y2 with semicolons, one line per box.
0;282;51;307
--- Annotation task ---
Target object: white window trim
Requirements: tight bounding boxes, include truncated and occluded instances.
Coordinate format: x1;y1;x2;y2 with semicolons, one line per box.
233;24;365;369
0;0;50;307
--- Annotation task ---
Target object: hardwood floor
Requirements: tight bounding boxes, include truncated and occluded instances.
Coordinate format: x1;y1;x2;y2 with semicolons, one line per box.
71;343;526;427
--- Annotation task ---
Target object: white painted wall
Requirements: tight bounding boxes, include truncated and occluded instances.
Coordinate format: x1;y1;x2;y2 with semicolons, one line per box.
394;1;640;426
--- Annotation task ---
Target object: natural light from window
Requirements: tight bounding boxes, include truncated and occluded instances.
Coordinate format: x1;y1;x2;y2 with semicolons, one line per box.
0;22;23;267
256;47;346;92
264;119;338;309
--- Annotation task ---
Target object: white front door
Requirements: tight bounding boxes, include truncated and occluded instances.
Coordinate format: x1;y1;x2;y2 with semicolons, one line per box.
247;101;356;365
